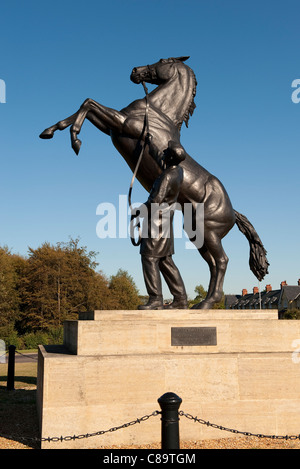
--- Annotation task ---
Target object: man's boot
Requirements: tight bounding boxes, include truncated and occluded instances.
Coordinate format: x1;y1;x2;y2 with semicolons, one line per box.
138;296;164;310
164;296;188;309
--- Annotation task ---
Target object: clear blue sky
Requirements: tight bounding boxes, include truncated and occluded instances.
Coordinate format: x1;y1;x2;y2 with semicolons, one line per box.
0;0;299;299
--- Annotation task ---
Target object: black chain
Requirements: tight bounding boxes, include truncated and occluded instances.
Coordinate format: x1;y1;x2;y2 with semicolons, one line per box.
1;349;38;360
15;350;38;360
0;410;161;443
3;408;300;444
179;411;300;440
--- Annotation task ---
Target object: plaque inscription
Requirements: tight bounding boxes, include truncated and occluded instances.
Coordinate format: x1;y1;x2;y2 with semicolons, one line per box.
171;327;217;346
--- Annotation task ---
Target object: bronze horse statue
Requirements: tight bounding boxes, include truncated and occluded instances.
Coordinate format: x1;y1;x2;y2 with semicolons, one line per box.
40;56;269;309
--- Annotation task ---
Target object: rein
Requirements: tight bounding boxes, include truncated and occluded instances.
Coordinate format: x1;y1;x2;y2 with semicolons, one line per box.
128;81;149;246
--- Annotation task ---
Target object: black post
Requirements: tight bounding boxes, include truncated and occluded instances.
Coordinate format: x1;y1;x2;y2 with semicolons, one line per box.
158;392;182;449
7;345;16;391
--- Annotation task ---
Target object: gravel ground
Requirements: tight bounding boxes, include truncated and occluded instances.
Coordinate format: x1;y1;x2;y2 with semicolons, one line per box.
1;393;300;451
97;437;300;450
1;383;300;450
2;436;300;450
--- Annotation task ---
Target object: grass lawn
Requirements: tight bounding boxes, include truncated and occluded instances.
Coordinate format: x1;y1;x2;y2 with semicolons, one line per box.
0;361;37;389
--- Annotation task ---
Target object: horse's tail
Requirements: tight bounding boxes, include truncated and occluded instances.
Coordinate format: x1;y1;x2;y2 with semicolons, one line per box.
234;210;269;282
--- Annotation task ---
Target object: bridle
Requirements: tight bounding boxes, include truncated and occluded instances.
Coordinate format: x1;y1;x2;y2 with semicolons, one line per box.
128;81;150;246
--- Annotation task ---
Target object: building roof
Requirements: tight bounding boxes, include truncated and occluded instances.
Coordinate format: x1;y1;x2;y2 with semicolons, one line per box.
224;294;241;308
225;283;300;310
280;285;300;302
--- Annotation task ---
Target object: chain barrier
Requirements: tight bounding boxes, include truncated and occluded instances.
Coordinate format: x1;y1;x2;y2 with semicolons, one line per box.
0;410;161;443
2;362;300;446
2;408;300;444
179;410;300;441
0;349;38;361
15;350;38;361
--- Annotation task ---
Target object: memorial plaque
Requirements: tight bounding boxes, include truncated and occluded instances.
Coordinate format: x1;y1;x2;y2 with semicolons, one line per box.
171;327;217;346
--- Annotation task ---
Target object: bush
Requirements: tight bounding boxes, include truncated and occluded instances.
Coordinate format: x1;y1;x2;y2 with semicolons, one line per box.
47;326;63;344
6;330;24;349
0;325;64;350
22;331;50;349
0;325;24;349
282;308;300;320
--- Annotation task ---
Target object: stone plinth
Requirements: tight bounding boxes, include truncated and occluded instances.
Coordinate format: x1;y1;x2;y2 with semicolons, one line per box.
37;309;300;449
64;309;284;356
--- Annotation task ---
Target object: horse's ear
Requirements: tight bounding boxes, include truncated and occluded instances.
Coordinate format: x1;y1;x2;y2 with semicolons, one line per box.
174;56;190;62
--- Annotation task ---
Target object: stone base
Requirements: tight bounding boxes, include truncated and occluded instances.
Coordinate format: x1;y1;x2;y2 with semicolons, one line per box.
37;309;300;449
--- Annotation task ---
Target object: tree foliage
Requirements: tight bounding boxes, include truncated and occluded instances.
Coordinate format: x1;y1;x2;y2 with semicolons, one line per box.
0;247;25;328
189;284;225;309
0;239;140;336
109;269;140;310
282;308;300;320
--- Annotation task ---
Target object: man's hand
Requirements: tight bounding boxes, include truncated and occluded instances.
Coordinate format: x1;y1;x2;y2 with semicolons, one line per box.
130;209;140;219
145;133;153;145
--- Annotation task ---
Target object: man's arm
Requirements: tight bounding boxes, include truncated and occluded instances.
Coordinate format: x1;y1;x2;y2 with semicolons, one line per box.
145;134;165;170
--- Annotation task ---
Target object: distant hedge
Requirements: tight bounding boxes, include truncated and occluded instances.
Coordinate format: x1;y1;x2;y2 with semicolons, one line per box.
0;325;63;350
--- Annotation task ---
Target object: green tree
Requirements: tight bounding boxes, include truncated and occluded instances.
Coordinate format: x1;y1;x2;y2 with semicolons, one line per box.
189;284;225;309
282;308;300;320
0;247;25;329
85;270;119;311
18;238;113;331
188;284;207;307
194;284;207;303
109;269;140;310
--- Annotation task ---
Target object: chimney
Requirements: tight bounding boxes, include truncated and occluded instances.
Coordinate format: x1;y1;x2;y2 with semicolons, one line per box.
266;284;272;292
281;281;287;288
253;286;259;294
242;289;248;296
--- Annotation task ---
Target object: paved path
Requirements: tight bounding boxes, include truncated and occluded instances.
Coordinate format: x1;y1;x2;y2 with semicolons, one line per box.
0;351;38;364
15;352;38;363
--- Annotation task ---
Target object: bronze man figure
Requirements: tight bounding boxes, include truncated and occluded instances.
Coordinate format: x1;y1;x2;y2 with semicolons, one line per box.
135;136;188;310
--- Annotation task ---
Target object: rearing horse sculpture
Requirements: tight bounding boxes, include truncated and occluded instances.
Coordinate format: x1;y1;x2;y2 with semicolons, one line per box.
40;56;269;309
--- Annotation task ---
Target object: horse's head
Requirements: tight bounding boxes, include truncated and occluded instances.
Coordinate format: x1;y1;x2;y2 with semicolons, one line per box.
130;56;190;85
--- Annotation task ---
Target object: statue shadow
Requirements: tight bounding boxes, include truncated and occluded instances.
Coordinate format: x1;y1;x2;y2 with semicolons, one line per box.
0;374;37;386
0;382;40;449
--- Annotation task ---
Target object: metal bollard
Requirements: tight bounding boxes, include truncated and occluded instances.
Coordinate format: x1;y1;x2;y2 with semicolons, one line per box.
158;392;182;449
7;345;16;391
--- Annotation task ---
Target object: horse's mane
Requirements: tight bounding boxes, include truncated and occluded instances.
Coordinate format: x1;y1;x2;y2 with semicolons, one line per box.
176;62;197;130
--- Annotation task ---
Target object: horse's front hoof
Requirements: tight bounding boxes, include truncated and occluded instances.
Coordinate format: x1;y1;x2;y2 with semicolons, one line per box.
72;139;82;155
39;129;54;139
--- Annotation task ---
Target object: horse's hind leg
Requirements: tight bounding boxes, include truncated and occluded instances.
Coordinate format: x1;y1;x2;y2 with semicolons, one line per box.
193;232;228;309
199;245;217;299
